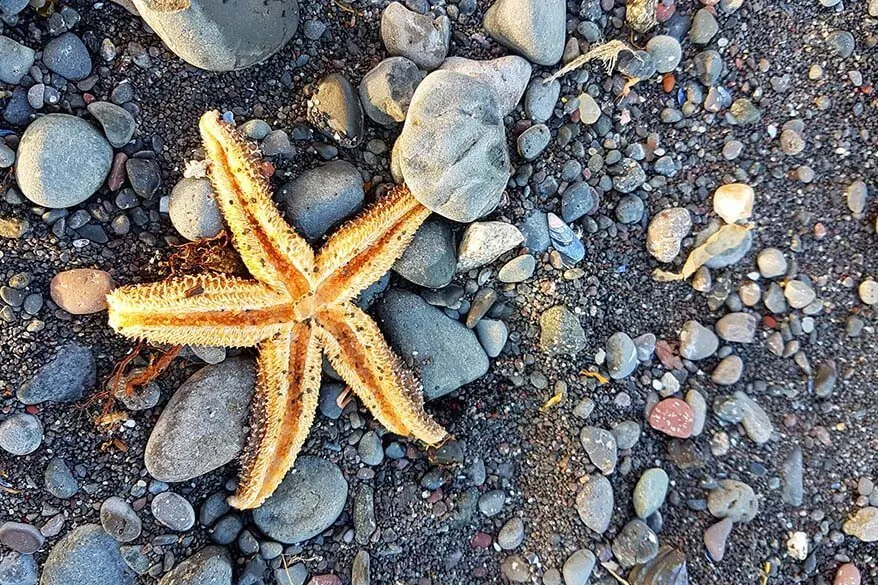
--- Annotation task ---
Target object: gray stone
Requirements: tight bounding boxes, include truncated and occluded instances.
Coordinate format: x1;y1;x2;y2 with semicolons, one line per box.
144;358;255;483
131;0;298;71
0;523;42;555
524;78;560;123
613;519;659;569
497;518;524;550
260;130;293;157
0;414;42;456
612;158;647;194
703;517;733;562
679;320;718;361
377;288;489;399
703;228;752;269
4;87;34;126
100;497;142;543
358;57;421;126
440;56;531;115
16;114;112;208
475;319;508;358
711;355;743;385
562;549;595;585
846;180;867;214
826;30;855;59
87;102;135;148
157;547;231;585
168;178;223;241
279;160;364;241
308;73;364;148
694;50;723;85
785;280;816;309
478;490;506;516
627;548;689;585
646;35;682;73
483;0;565;65
715;312;757;343
0;552;37;585
381;2;450;70
517;123;551;160
44;457;78;499
17;342;95;405
42;33;92;81
633;468;669;519
575;475;613;534
580;426;617;475
0;36;35;84
708;479;759;522
611;421;641;450
615;194;645;224
357;431;384;466
689;8;718;45
539;305;586;356
151;492;195;532
735;391;772;444
606;332;638;380
561;182;599;222
396;71;509;222
519;211;550;252
500;555;529;582
41;524;134;585
252;457;348;544
498;254;535;283
782;447;804;507
392;217;456;288
457;221;523;271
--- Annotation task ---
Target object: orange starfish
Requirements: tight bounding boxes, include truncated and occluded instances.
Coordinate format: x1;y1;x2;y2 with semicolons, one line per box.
107;111;448;509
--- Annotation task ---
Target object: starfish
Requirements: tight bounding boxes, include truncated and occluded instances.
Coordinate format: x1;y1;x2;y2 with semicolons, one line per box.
107;111;448;509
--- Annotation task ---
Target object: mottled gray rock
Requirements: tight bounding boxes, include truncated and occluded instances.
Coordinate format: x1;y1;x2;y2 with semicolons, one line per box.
633;468;669;519
144;359;255;483
734;391;772;444
377;288;489;399
44;457;79;499
497;518;524;550
580;426;617;474
475;319;508;358
393;217;456;288
576;475;613;534
782;447;804;507
157;547;231;585
627;547;689;585
0;523;42;555
100;497;142;543
613;519;659;568
457;221;523;272
439;56;531;115
0;414;42;456
483;0;565;66
358;57;421;126
41;524;134;585
708;479;759;522
42;33;92;81
0;36;35;84
279;160;364;240
151;492;195;532
689;8;718;44
646;35;682;73
715;312;757;343
381;1;450;70
646;208;691;263
517;123;551;160
562;549;595;585
397;71;509;222
0;552;37;585
17;342;95;405
87;102;135;148
498;254;535;283
16;114;112;208
252;457;348;544
524;78;560;123
679;320;718;361
168;178;223;241
131;0;299;71
606;332;638;380
539;305;586;356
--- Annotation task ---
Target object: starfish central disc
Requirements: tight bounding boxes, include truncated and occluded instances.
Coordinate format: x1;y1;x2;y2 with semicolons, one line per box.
107;110;448;509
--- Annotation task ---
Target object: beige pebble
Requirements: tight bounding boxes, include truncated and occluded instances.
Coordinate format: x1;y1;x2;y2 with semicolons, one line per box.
50;269;114;314
834;563;861;585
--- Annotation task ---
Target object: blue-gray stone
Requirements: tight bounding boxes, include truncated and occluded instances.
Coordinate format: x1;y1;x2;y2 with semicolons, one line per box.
0;36;35;84
157;546;232;585
41;525;134;585
17;343;95;405
279;160;364;240
392;217;456;289
42;33;92;81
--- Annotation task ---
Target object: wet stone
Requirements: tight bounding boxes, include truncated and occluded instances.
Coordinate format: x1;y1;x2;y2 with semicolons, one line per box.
580;426;617;475
633;468;669;519
0;522;43;554
613;519;659;568
575;475;613;534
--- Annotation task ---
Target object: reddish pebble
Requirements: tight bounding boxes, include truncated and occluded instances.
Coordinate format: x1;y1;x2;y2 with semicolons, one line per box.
834;563;861;585
107;152;128;191
763;315;777;328
655;2;675;21
50;269;114;315
814;222;827;239
470;532;492;548
662;73;676;93
648;398;694;438
426;489;443;504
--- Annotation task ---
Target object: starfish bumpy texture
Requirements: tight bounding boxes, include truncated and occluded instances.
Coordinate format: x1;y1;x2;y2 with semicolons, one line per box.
107;111;448;509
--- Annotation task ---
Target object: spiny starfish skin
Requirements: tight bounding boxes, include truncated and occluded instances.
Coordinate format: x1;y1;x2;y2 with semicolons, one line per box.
107;111;448;509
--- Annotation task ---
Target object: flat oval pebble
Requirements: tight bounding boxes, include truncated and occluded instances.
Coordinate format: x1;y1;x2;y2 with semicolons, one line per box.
648;398;694;439
50;269;114;315
0;413;43;455
100;497;142;543
562;549;595;585
151;492;195;532
0;522;44;554
580;426;617;474
834;563;862;585
498;254;535;283
633;468;669;519
575;475;613;534
859;280;878;305
252;456;348;544
168;178;223;241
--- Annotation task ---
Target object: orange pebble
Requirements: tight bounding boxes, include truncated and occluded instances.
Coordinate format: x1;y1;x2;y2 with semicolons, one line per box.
662;73;676;93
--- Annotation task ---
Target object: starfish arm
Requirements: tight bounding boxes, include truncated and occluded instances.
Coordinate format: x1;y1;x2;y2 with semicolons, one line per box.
199;111;316;296
316;302;448;445
314;185;431;306
106;273;294;348
230;323;322;510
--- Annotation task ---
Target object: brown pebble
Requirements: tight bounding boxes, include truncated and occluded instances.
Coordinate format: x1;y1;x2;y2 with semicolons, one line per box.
107;152;128;192
704;517;733;561
50;269;114;314
834;563;861;585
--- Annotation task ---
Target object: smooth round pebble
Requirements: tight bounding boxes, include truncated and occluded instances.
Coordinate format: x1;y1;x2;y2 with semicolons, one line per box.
151;492;196;532
0;413;43;455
